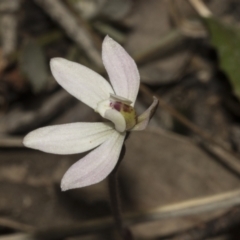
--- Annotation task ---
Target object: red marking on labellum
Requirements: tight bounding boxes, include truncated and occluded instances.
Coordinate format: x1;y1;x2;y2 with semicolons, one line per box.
110;101;121;111
110;100;137;130
110;101;133;113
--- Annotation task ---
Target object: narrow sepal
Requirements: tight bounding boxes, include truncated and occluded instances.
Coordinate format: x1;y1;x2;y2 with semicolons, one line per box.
132;97;158;131
50;58;114;109
61;131;126;190
102;36;140;105
23;122;115;154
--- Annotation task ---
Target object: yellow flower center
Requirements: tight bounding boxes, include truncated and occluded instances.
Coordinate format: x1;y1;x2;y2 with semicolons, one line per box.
110;101;137;130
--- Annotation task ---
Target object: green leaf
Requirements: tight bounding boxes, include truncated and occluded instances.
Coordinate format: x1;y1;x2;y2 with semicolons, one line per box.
20;39;48;93
204;17;240;97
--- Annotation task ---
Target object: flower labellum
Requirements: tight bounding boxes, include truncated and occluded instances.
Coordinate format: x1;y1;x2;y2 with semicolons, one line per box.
23;36;158;191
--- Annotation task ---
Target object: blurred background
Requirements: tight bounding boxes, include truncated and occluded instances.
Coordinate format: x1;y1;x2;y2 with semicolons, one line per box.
1;0;240;239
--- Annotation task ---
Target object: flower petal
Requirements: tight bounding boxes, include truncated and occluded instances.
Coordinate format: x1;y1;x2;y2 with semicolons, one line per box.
102;36;140;105
132;97;159;131
23;122;115;154
61;131;125;190
50;58;114;109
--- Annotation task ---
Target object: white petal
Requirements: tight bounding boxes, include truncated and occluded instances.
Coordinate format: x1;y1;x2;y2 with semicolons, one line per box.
50;58;114;109
61;131;125;190
132;97;159;131
23;122;115;154
102;36;140;105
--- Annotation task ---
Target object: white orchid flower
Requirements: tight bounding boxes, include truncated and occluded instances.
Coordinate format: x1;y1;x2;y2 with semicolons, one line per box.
23;36;158;191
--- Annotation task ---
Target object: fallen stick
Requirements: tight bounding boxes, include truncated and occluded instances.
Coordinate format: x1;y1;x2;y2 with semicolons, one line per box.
1;189;240;239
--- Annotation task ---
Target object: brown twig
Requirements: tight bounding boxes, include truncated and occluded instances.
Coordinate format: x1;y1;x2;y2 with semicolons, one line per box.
133;29;186;65
0;0;20;56
126;188;240;225
0;135;23;147
0;218;33;232
34;0;102;69
140;84;240;176
187;0;212;18
169;207;240;240
0;90;76;134
2;189;240;239
168;0;207;38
